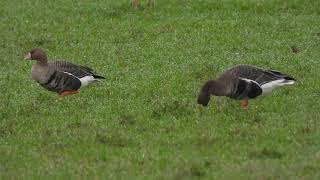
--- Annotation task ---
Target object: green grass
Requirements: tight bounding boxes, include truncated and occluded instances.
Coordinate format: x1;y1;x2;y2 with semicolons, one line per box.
1;0;320;179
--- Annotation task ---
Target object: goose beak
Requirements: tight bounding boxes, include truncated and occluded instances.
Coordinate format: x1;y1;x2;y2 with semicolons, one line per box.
24;52;31;60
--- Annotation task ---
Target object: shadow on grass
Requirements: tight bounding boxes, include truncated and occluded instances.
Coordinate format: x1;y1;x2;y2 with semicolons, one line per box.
118;114;136;126
249;148;283;159
67;121;91;129
95;131;132;148
174;165;206;180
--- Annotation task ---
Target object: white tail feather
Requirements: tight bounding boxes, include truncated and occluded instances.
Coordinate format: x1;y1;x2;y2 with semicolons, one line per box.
282;80;295;85
80;76;97;87
261;79;295;95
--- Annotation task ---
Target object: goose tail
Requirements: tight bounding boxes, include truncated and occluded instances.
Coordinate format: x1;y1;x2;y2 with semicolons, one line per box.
93;74;105;79
269;70;296;82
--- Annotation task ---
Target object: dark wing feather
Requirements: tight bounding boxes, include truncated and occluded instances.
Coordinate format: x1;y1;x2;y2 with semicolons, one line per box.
225;65;281;85
229;78;262;100
49;61;104;79
266;70;296;81
40;70;81;93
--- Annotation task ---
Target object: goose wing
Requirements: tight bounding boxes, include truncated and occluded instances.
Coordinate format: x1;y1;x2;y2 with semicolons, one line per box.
228;77;262;100
225;65;292;85
40;70;81;93
48;61;104;79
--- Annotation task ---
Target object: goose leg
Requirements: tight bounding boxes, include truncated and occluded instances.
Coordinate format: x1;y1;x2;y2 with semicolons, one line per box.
59;90;80;97
240;100;249;109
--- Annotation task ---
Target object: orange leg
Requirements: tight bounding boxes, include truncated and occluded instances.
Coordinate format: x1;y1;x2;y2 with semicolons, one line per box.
59;90;80;97
240;100;249;109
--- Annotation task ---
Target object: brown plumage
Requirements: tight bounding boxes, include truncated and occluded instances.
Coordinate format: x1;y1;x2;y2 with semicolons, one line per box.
24;48;105;96
197;64;296;108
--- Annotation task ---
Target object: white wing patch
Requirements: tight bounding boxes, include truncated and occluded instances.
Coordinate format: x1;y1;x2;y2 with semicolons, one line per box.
239;78;260;87
61;71;80;81
62;71;78;77
62;71;96;88
79;76;96;87
260;79;295;95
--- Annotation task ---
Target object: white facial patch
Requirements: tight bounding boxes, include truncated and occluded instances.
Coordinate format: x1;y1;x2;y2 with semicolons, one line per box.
24;52;31;60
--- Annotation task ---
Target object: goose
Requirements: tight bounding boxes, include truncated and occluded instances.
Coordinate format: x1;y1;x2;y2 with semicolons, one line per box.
197;64;296;109
24;48;105;97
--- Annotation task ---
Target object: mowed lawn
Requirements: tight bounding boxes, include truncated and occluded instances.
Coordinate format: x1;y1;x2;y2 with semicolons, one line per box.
1;0;320;179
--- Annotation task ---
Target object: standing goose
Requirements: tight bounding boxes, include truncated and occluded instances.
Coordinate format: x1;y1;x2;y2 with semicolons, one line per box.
197;64;296;109
24;48;105;97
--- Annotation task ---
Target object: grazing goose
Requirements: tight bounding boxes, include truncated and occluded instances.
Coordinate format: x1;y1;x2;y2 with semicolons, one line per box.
197;64;296;109
24;48;105;97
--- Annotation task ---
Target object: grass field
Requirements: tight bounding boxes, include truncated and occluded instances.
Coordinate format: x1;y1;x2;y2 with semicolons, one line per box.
1;0;320;179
